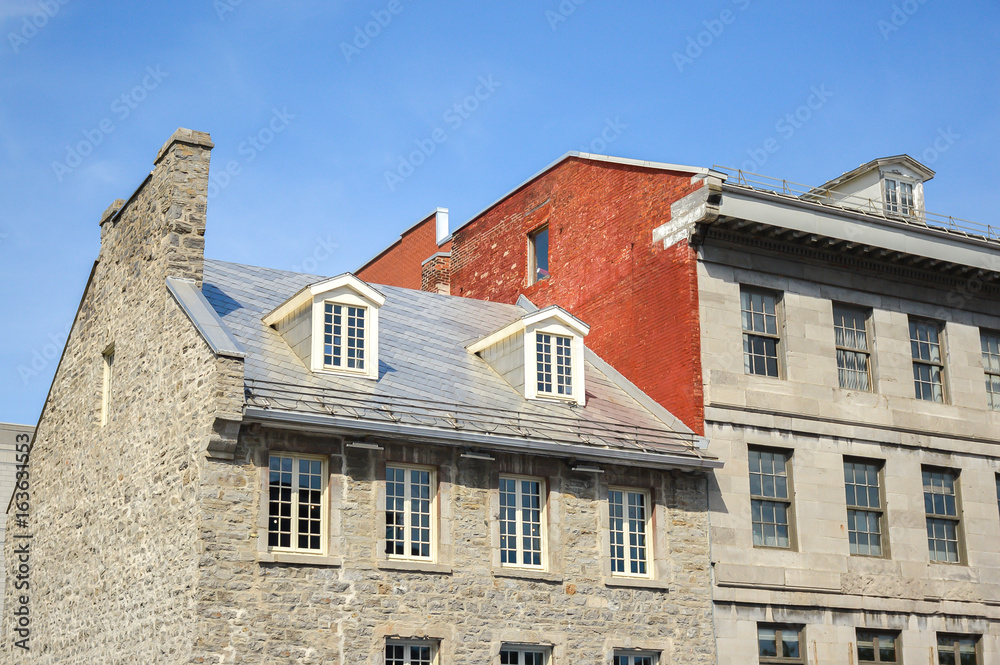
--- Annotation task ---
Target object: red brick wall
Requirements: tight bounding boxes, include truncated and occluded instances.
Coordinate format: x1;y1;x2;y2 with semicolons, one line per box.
357;214;452;289
450;157;706;433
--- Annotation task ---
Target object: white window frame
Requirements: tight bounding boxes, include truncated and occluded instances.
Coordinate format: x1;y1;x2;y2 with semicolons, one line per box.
498;474;547;570
322;301;368;374
385;464;437;562
614;651;659;665
500;645;550;665
101;344;115;427
267;452;329;555
608;487;653;579
884;177;915;216
385;639;438;665
524;319;586;405
535;332;574;398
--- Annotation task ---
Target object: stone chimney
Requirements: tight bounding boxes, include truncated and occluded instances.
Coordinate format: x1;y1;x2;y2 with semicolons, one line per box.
99;128;214;286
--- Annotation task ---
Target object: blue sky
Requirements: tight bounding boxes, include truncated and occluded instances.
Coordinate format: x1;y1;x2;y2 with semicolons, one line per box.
1;0;998;424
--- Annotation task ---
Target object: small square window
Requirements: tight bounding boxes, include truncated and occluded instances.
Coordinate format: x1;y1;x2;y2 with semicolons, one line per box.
981;330;1000;411
844;458;886;557
268;453;327;552
500;646;549;665
609;488;651;577
386;639;437;665
741;288;781;378
499;475;545;568
385;465;436;561
909;318;947;402
833;304;873;391
528;226;549;284
857;630;899;664
323;302;366;371
922;467;962;564
614;652;658;665
758;625;804;664
749;447;793;549
937;634;979;665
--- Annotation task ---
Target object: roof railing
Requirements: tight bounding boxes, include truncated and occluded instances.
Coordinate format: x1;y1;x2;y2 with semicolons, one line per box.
713;166;999;245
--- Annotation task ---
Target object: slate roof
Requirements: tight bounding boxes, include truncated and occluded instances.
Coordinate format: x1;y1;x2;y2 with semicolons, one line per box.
202;259;716;465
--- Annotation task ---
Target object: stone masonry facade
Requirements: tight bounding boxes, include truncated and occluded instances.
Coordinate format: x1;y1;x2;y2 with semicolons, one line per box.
191;429;715;663
3;132;718;665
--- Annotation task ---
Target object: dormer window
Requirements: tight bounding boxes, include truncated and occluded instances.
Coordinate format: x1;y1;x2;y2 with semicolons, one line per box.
323;302;366;371
536;333;572;396
884;178;914;216
263;273;385;380
468;305;589;405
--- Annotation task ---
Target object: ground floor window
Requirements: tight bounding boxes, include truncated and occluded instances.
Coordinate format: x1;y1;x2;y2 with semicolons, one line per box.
386;640;436;665
758;624;803;664
500;646;549;665
614;651;658;665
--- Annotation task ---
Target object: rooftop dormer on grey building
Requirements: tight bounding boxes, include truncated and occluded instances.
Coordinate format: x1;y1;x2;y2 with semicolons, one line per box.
803;154;935;218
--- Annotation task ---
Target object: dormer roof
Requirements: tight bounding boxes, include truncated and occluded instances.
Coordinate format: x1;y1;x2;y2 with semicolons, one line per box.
262;273;385;327
806;154;935;198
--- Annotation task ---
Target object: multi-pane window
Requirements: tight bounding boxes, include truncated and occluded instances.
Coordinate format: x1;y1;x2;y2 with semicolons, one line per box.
758;625;804;664
937;634;978;665
499;476;544;568
982;330;1000;410
857;630;899;664
614;652;657;665
268;454;326;552
885;178;914;216
529;226;550;284
741;288;781;377
749;447;792;548
101;345;115;427
923;467;962;563
385;465;434;560
500;646;549;665
834;305;872;391
323;302;365;370
536;333;572;396
609;489;650;577
844;459;886;557
910;318;946;402
386;640;435;665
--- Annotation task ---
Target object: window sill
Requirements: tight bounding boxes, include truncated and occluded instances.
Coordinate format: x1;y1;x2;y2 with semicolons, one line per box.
258;551;343;567
378;559;453;575
493;567;563;583
604;577;670;591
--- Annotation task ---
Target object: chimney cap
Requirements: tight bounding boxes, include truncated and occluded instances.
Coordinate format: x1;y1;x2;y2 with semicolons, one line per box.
155;128;214;165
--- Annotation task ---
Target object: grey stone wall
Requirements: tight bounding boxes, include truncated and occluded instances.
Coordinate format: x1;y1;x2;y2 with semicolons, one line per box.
1;131;233;664
697;237;1000;663
189;428;717;664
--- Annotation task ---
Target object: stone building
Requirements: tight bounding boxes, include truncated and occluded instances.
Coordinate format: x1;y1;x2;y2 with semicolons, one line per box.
359;153;1000;663
0;423;32;619
2;130;722;664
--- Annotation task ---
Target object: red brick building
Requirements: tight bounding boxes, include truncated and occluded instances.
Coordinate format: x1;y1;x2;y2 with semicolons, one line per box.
359;154;719;433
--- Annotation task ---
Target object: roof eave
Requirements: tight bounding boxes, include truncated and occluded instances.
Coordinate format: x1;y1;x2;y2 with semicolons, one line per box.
243;407;722;471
